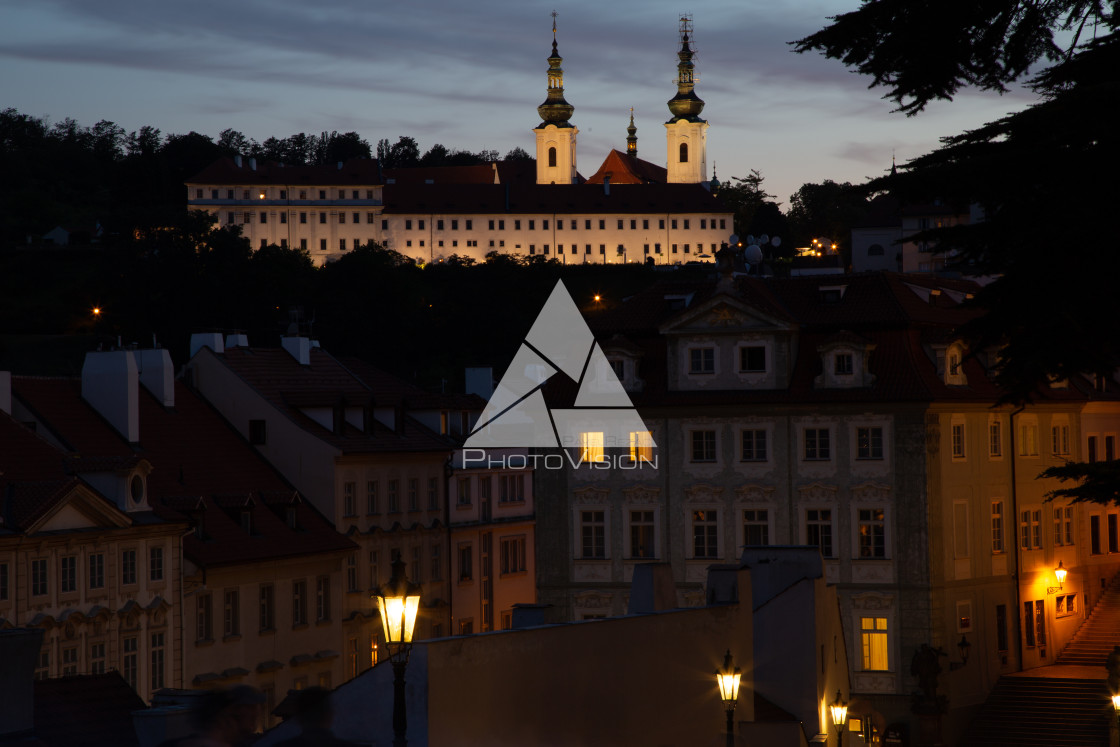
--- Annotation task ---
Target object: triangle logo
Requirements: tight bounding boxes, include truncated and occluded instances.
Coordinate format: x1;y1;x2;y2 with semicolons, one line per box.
464;280;656;452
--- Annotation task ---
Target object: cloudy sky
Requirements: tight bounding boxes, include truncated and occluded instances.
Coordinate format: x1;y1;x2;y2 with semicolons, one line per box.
0;0;1037;207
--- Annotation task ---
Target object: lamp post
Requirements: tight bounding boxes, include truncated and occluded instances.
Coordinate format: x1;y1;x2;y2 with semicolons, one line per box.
830;690;848;747
374;554;421;747
1111;694;1120;747
715;650;741;747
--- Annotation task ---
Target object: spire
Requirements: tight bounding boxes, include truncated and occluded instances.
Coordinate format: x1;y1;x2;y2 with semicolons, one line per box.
667;15;705;122
537;12;574;128
710;162;720;193
626;108;638;157
890;151;898;176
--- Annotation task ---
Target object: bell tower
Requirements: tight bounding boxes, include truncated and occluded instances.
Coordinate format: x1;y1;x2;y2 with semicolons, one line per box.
665;16;708;184
534;13;578;185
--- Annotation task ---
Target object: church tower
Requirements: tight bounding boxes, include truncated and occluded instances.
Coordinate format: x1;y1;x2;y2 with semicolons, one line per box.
626;108;638;157
534;14;578;185
665;16;708;184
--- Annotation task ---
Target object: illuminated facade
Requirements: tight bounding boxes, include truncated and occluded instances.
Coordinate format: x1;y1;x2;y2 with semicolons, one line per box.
184;17;732;268
533;271;1120;743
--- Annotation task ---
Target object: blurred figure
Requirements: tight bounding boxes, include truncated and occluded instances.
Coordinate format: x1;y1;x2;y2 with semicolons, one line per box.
275;687;353;747
160;686;265;747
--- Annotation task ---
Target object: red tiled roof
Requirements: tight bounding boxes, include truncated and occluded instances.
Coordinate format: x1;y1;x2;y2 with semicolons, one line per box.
186;157;382;186
213;347;454;454
383;164;498;185
494;160;538;185
380;182;729;215
338;356;485;411
10;376;354;566
585;150;667;185
34;672;146;747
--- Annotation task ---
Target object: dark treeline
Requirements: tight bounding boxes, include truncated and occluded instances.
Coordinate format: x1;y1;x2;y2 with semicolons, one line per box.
0;225;681;390
0;108;536;248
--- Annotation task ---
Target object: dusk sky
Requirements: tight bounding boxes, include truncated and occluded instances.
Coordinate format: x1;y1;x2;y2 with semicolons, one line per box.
0;0;1038;207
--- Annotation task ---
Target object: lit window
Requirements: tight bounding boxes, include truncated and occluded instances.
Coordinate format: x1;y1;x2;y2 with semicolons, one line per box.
580;432;605;463
629;431;654;463
989;420;1002;457
1054;506;1074;546
1018;423;1039;456
860;617;889;671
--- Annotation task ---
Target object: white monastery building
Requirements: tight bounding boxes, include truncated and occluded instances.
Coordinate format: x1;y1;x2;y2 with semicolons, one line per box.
185;18;733;268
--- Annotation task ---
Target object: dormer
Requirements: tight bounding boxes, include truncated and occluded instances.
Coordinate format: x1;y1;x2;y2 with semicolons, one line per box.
932;340;968;386
814;332;877;389
601;335;645;393
72;457;154;513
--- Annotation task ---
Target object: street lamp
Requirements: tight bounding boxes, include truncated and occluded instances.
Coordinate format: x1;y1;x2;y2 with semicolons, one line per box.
1047;560;1068;594
1111;694;1120;743
374;554;421;747
830;690;848;746
715;650;741;747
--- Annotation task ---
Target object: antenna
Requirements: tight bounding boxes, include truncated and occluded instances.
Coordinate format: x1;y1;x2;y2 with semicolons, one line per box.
552;9;558;38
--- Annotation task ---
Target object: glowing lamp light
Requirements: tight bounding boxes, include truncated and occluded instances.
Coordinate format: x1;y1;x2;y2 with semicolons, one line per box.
1054;561;1067;589
259;191;266;199
830;690;849;730
91;307;101;317
374;555;421;661
594;294;601;303
716;650;742;704
1112;693;1120;713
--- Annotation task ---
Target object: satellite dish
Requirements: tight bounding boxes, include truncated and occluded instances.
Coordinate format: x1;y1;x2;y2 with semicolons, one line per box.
744;244;764;265
771;236;782;247
759;234;769;244
728;233;739;247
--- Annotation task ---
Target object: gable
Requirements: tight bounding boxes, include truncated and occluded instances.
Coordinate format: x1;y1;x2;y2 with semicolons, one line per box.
659;295;794;336
27;484;131;534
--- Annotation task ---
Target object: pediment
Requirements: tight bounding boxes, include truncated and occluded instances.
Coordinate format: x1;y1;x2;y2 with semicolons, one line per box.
28;483;131;534
659;293;794;336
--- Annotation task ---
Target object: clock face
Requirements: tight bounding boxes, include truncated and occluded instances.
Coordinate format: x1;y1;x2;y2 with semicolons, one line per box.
130;474;144;503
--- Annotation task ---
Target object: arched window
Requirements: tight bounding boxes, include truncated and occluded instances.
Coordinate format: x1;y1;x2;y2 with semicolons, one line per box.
679;143;688;163
868;243;885;256
548;147;557;167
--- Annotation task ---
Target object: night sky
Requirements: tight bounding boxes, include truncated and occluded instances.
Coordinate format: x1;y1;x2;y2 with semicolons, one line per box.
0;0;1037;206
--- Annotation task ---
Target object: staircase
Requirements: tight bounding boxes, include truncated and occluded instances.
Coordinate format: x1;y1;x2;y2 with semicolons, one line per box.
1057;572;1120;666
957;676;1113;747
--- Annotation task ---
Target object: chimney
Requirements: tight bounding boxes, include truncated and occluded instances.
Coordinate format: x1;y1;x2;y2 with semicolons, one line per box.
465;367;493;400
603;175;611;196
0;371;10;415
0;628;43;739
281;336;311;366
136;349;175;407
189;333;225;359
627;563;677;614
234;154;242;168
249;157;257;171
82;350;140;442
225;333;249;349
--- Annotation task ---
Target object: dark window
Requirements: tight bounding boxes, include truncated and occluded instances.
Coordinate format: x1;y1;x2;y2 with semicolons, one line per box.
691;430;716;462
548;147;557;167
740;346;765;372
679;143;688;162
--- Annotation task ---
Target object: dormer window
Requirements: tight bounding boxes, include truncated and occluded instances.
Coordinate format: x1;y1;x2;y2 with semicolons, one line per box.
948;353;961;376
739;346;766;373
820;285;847;303
835;353;854;375
689;348;715;374
241;509;253;535
286;506;298;530
129;475;145;505
942;342;967;386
